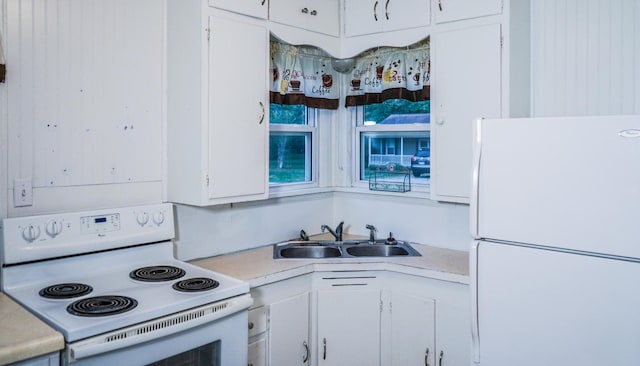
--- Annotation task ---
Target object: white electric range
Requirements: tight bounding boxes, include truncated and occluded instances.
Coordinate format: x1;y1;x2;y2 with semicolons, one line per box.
1;203;252;365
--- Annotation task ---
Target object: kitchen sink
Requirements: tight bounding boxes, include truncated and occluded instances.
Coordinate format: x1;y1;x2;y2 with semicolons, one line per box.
346;245;410;257
273;239;420;259
278;246;342;258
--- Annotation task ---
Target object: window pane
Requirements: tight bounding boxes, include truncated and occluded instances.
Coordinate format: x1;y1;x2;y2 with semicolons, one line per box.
360;131;430;183
363;100;430;125
269;133;311;184
270;104;307;125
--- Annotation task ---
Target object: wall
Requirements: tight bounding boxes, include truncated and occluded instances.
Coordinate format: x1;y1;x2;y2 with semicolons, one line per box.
531;0;640;116
2;0;165;217
2;2;638;259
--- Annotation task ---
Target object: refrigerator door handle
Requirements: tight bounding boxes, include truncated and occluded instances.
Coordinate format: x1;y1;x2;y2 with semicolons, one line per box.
470;240;480;363
470;118;483;238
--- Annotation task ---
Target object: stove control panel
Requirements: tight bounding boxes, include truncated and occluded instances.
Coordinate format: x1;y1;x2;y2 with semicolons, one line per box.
1;203;175;265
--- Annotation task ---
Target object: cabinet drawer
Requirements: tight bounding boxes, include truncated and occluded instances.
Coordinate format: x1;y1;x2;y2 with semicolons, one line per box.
248;306;267;337
248;338;267;366
269;0;340;36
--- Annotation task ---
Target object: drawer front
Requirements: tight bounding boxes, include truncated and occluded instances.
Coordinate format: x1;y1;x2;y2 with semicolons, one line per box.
270;0;340;36
248;306;268;337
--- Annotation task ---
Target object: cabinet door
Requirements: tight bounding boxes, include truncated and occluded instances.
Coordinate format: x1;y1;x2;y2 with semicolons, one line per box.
431;23;501;203
209;0;268;19
344;0;381;37
269;0;340;36
269;292;311;366
207;15;269;201
317;289;381;366
383;0;431;33
435;297;471;366
390;291;436;366
434;0;502;24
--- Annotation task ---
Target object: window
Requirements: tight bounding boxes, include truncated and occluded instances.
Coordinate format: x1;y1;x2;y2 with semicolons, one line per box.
269;104;317;187
354;99;430;188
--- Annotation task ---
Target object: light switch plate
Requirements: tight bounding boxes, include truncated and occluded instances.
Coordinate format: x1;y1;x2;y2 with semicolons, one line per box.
13;178;33;207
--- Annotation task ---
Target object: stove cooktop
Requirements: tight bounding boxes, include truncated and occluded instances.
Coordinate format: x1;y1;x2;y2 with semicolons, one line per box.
2;241;249;342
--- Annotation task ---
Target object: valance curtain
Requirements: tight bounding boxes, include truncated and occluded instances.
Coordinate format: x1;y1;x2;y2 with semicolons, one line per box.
270;41;340;110
269;40;430;110
345;44;430;107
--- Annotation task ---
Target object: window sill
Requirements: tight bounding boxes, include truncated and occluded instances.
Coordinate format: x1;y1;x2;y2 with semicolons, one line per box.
268;185;334;199
332;185;433;201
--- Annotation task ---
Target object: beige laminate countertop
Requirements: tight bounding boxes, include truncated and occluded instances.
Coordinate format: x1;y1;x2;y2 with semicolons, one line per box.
0;293;64;365
192;240;469;287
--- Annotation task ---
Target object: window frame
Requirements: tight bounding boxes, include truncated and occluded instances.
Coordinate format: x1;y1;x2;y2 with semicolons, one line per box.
268;106;320;195
351;106;431;193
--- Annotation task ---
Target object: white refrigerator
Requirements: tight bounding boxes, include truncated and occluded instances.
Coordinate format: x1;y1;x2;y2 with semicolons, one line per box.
470;115;640;366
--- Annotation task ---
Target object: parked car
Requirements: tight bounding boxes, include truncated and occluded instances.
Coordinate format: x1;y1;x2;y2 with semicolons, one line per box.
410;150;430;177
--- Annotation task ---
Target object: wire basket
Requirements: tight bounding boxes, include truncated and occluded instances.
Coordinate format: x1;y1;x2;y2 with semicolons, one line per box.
368;171;411;193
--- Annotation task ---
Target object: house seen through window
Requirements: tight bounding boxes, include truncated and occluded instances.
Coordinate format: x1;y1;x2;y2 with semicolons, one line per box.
357;99;431;186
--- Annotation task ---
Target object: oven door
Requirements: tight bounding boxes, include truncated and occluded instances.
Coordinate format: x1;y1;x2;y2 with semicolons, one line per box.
64;294;252;366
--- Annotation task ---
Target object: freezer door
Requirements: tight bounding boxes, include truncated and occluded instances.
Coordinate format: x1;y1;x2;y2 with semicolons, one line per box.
471;115;640;258
472;241;640;366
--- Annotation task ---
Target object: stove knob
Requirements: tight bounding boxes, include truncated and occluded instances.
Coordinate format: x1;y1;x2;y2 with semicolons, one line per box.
153;212;165;226
45;220;63;237
22;225;41;242
136;212;150;226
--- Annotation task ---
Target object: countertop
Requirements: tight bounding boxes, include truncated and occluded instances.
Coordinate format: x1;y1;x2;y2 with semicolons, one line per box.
0;293;64;365
192;239;470;287
0;238;468;364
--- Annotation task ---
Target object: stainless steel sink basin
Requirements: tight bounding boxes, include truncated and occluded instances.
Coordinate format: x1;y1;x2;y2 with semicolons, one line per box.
277;246;342;258
273;239;420;259
345;245;410;257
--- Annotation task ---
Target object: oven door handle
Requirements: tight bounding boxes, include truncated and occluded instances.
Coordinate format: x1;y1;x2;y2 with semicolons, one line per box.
67;294;253;362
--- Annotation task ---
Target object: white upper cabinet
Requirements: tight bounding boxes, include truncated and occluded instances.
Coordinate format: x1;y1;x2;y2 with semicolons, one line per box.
434;0;502;24
344;0;431;37
166;4;269;206
269;0;341;36
430;23;502;203
209;0;269;19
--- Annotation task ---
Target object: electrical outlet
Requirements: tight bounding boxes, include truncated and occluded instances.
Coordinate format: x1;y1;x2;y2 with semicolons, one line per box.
13;178;33;207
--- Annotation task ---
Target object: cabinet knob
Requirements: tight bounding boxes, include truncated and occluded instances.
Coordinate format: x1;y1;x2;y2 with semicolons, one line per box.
301;7;309;13
436;119;445;125
310;9;317;16
248;321;254;330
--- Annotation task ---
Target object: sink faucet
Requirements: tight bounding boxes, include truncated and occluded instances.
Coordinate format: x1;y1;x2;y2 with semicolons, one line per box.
365;224;377;244
321;221;344;242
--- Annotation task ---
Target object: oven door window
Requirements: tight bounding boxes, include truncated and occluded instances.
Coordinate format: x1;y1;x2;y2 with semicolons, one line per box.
147;340;220;366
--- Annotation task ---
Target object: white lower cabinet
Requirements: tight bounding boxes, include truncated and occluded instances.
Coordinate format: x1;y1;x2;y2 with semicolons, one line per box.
386;291;436;366
249;271;469;366
269;292;311;365
316;288;381;365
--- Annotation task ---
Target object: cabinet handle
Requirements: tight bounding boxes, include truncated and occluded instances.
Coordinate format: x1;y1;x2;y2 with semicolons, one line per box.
301;7;309;13
261;0;265;5
248;321;254;330
303;341;309;363
258;101;265;124
385;0;390;20
425;347;430;366
439;350;444;366
248;363;253;366
438;0;443;11
436;119;445;125
373;1;379;21
323;338;327;360
310;9;317;16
